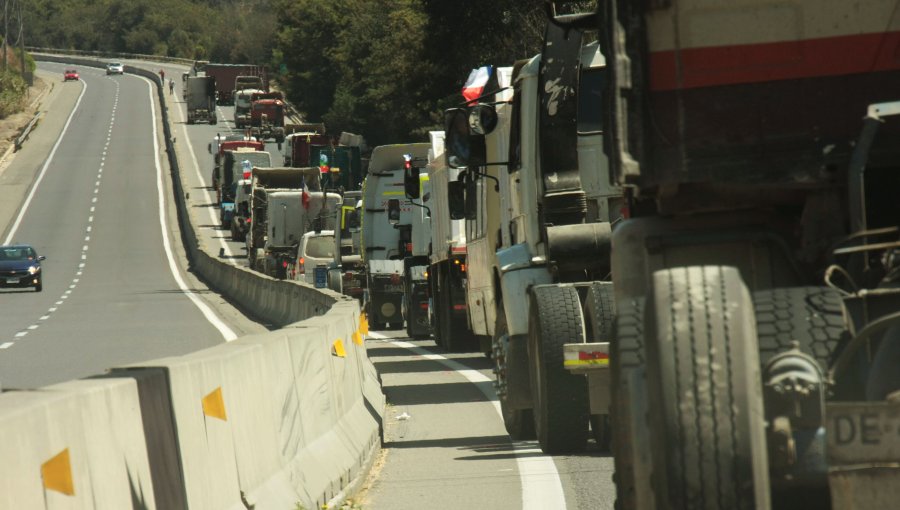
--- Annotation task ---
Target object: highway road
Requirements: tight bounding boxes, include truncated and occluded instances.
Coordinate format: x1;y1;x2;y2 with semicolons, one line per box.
4;58;618;509
0;63;266;389
160;60;619;510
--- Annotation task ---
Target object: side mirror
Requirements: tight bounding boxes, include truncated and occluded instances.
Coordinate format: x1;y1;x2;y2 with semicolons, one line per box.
444;108;486;168
387;199;401;225
403;154;421;199
38;255;46;261
468;104;498;135
448;181;466;220
465;177;478;221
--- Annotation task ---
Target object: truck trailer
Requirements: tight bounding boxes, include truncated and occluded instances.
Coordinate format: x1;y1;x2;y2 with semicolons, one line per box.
185;76;217;125
204;63;268;105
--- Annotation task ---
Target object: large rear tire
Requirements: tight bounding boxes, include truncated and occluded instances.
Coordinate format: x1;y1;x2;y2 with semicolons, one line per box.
584;282;616;451
493;310;536;440
528;285;590;453
645;266;770;510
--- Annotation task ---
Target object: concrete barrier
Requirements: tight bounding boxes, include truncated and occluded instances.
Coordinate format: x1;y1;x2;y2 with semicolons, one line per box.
6;54;387;509
0;378;157;508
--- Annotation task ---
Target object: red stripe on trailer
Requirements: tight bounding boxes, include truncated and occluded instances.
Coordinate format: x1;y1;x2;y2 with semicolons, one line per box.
451;246;466;254
649;31;900;91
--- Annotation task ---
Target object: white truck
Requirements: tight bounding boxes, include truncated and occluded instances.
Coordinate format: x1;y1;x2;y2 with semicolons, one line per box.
234;88;265;129
444;22;622;451
423;131;480;352
185;76;217;125
361;143;430;330
246;167;341;278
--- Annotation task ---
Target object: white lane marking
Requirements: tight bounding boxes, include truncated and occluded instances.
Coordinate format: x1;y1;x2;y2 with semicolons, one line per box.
27;325;38;330
40;315;50;321
3;78;88;243
55;301;63;305
91;197;97;203
175;84;236;262
86;226;91;233
0;343;13;349
48;307;57;312
82;245;88;251
369;332;570;510
14;332;27;338
90;206;95;213
144;77;237;341
72;279;79;283
84;236;90;241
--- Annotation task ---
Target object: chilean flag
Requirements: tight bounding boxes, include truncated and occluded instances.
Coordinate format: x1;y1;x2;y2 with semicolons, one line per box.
462;66;493;103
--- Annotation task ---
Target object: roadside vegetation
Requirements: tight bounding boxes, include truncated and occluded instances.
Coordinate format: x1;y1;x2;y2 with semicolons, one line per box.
23;0;593;144
0;44;35;119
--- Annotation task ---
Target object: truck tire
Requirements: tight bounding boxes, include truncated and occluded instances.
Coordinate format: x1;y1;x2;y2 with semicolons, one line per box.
644;266;770;510
584;282;615;451
493;310;535;440
528;285;590;453
752;286;849;372
611;297;653;510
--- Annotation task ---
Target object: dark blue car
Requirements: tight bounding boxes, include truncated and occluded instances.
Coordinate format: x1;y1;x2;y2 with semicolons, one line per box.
0;245;45;292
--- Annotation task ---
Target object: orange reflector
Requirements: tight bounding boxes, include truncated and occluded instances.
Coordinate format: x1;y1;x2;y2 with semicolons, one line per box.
202;387;228;421
360;313;369;335
353;330;363;345
42;449;74;495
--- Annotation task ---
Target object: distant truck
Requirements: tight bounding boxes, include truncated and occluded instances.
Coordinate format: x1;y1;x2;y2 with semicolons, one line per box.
185;76;217;125
423;130;478;352
361;143;430;330
249;93;286;145
231;176;252;242
246;167;341;278
204;63;268;105
327;191;366;302
283;131;330;167
234;88;266;129
210;138;263;194
217;148;271;228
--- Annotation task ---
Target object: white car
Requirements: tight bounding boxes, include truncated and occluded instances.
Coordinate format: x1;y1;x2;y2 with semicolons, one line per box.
106;62;124;75
291;230;335;285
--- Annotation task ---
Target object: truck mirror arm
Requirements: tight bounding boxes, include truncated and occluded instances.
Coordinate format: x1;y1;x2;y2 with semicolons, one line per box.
460;168;501;192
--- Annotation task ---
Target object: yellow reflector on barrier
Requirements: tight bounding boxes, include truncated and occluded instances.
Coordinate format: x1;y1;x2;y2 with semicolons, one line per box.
360;313;369;335
353;330;363;345
202;387;228;421
333;339;347;357
42;448;74;495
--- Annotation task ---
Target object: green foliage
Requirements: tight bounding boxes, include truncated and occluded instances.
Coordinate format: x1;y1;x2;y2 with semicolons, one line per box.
0;68;27;119
21;0;595;145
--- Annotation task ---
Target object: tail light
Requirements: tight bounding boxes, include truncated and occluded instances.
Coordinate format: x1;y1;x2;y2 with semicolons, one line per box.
297;257;305;274
419;302;429;310
390;273;401;285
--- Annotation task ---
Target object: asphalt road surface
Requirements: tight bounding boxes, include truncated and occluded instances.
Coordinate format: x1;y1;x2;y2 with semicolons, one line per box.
0;63;265;389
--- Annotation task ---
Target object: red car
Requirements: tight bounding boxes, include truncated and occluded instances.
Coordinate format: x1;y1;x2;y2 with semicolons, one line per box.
64;69;79;81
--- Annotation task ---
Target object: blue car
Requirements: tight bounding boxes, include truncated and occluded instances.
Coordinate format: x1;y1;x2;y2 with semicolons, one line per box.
0;245;45;292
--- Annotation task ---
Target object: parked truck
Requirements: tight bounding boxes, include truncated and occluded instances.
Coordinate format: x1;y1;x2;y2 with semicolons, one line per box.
422;131;479;352
249;92;286;146
441;14;622;449
246;167;341;278
217;148;271;228
234;87;266;129
283;130;330;167
400;156;433;340
593;1;900;508
185;76;217;125
361;144;430;330
210;137;263;194
204;63;268;105
326;191;367;302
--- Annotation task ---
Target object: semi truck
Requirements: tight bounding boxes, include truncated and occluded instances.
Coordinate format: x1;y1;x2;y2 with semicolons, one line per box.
246;167;341;278
210;138;263;195
595;1;900;508
234;87;267;129
326;191;366;302
217;148;271;228
361;144;430;330
422;131;479;352
283;131;329;167
442;13;622;449
185;76;217;125
204;63;268;105
248;93;286;146
400;156;433;340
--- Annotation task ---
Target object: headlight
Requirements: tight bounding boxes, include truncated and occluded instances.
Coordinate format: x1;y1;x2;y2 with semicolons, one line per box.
28;266;39;275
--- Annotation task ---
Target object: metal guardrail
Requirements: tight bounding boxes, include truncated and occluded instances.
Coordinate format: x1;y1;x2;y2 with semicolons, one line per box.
26;46;194;66
14;111;41;151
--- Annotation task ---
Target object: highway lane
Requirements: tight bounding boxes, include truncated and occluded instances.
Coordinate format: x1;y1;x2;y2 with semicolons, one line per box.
0;63;264;389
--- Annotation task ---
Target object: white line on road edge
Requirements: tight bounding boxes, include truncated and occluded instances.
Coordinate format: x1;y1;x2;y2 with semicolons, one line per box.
368;332;569;510
172;84;236;263
146;78;237;342
3;79;88;244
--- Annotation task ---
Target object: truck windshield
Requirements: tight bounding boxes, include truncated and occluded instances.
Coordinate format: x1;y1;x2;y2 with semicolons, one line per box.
304;235;335;258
